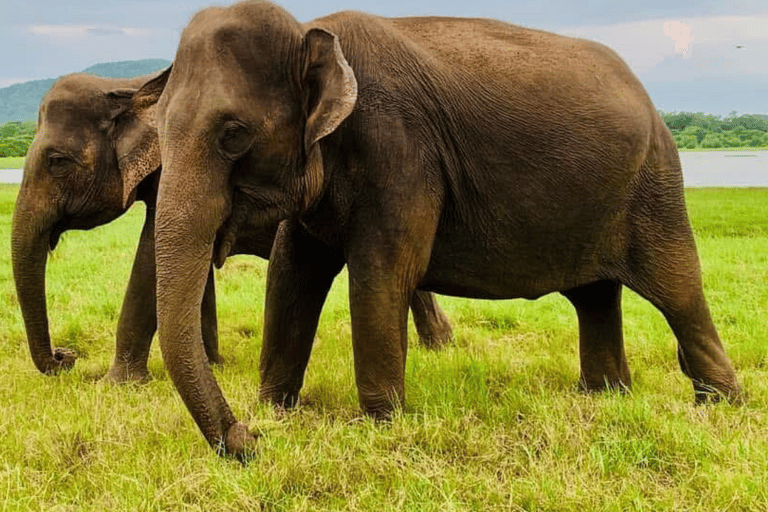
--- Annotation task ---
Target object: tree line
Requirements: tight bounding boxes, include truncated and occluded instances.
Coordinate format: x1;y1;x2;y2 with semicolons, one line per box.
660;111;768;149
0;121;35;157
2;112;768;158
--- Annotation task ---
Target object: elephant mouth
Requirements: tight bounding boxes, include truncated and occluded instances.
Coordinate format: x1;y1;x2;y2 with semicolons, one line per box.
212;192;254;268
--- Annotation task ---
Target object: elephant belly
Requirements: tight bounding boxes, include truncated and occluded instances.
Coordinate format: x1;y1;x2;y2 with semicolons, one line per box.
421;220;613;300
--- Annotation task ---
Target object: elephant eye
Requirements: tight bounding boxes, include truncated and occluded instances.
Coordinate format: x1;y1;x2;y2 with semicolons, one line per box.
219;123;252;158
47;154;75;177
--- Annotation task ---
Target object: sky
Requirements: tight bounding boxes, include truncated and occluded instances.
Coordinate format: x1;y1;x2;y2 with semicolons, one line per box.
2;0;767;114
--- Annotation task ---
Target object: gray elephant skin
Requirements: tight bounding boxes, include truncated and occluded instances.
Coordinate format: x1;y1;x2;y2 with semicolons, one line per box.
141;1;740;457
10;73;452;381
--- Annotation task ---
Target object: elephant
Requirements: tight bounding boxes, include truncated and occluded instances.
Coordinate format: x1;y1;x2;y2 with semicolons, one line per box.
145;0;741;457
10;72;453;381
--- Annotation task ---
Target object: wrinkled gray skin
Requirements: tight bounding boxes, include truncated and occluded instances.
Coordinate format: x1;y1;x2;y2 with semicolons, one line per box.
150;1;741;457
10;73;452;381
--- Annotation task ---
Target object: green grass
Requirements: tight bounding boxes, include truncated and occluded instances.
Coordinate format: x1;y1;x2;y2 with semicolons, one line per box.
1;184;767;511
0;156;24;169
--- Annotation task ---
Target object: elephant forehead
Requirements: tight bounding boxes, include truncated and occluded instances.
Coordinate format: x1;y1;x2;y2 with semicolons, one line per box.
173;3;301;83
37;109;103;169
161;73;294;137
42;89;108;131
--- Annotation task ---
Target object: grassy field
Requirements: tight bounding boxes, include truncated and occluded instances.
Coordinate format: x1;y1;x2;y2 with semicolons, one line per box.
0;156;24;169
1;184;766;511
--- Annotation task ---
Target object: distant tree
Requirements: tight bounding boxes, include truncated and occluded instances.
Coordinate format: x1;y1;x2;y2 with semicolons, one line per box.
675;134;698;149
681;125;707;143
0;121;35;156
660;111;768;149
700;133;723;149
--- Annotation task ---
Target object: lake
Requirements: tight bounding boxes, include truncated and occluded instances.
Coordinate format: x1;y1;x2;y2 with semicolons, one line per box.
1;150;767;186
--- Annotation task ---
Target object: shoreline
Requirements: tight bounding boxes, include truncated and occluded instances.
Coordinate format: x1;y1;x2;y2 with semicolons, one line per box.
678;147;768;153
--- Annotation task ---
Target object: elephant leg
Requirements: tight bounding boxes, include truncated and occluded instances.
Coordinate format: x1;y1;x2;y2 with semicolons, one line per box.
345;193;439;418
410;291;453;349
259;220;344;408
648;288;738;403
623;213;740;403
104;206;157;383
201;266;224;365
562;280;630;392
348;263;413;418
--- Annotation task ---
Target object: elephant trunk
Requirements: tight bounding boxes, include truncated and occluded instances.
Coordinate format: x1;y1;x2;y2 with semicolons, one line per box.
154;161;251;456
11;188;75;374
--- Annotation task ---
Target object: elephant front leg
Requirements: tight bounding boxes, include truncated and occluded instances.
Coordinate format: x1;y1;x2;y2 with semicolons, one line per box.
348;265;412;418
104;208;157;383
259;221;344;408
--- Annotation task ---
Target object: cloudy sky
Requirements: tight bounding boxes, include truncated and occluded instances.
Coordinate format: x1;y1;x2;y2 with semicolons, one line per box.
2;0;767;114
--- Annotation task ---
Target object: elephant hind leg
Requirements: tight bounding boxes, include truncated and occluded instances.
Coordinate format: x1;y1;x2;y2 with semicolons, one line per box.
621;222;740;403
410;291;453;350
562;280;631;392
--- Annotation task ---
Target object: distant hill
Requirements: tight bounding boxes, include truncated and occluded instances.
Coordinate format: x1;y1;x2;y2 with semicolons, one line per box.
0;59;171;123
80;59;171;79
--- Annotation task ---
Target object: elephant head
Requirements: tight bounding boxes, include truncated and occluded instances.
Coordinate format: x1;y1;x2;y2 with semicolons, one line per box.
153;1;356;454
11;70;167;374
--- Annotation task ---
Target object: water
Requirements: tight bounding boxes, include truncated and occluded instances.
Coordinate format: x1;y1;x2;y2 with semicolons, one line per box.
2;151;767;186
0;168;22;183
679;151;768;187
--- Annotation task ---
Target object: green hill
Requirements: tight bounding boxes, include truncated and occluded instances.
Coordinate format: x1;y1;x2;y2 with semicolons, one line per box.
80;59;171;79
0;59;171;123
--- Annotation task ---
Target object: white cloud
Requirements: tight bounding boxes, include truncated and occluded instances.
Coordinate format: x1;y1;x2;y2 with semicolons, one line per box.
562;15;768;80
29;25;150;37
562;19;677;73
663;21;693;58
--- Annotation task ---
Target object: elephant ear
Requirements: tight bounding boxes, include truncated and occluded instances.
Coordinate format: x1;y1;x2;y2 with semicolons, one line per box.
105;88;137;119
115;66;171;207
302;28;358;152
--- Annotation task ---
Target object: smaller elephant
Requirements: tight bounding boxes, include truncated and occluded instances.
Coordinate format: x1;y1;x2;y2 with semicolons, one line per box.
11;72;453;381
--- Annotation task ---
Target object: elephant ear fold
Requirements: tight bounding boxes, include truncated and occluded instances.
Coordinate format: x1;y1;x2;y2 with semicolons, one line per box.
117;66;171;207
302;28;357;152
105;89;137;120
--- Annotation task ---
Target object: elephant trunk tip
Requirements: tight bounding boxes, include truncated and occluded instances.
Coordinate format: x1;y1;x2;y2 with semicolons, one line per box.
37;348;77;375
221;422;259;461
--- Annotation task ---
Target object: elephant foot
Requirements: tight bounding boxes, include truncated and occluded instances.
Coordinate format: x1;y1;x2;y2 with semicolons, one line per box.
40;348;77;375
102;364;151;384
359;388;402;421
415;313;453;350
578;375;631;395
411;292;453;350
417;329;453;350
223;422;259;461
693;380;743;406
259;382;301;409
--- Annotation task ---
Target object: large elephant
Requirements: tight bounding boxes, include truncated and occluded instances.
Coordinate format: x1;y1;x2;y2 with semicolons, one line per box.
147;1;741;456
10;72;452;380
